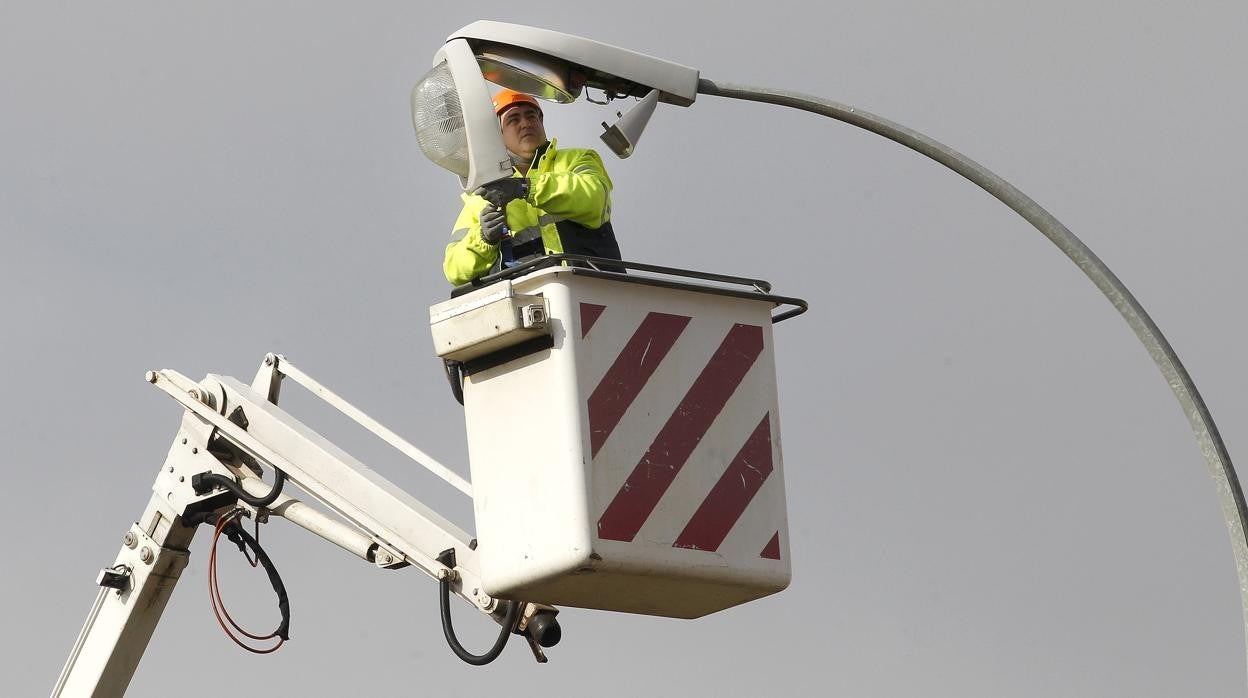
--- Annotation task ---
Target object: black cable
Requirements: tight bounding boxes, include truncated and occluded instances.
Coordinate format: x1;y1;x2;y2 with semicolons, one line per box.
438;578;519;665
193;468;287;509
443;359;465;406
436;549;519;665
222;517;291;641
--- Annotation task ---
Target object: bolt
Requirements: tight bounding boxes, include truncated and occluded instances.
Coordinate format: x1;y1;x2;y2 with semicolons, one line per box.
181;438;187;445
380;553;393;565
178;476;185;482
123;532;138;549
189;388;200;401
168;466;174;473
191;447;198;454
265;355;274;366
139;547;154;564
145;371;158;384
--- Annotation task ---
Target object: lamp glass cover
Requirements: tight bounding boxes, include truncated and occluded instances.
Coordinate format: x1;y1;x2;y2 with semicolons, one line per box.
411;61;470;178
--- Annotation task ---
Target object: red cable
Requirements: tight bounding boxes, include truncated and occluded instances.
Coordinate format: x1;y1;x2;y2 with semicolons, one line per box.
208;509;285;654
211;512;271;639
209;511;283;652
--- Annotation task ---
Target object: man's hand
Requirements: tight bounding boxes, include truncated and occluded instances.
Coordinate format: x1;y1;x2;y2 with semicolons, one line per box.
473;178;530;209
479;206;509;245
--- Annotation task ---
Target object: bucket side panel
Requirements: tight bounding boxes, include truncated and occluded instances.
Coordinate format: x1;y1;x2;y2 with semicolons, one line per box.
570;276;791;615
464;281;594;595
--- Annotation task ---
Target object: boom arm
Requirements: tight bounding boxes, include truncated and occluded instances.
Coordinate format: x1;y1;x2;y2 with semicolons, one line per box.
54;354;554;696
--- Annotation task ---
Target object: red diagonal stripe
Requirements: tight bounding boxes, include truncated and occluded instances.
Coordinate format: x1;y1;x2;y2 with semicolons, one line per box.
580;303;606;338
588;312;691;457
673;414;774;551
760;532;782;560
597;323;764;542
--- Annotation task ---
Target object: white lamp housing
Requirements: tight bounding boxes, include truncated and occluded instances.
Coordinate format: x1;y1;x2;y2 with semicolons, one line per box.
448;21;700;107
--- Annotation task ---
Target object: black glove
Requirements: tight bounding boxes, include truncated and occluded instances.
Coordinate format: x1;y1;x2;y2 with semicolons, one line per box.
479;206;508;245
473;178;530;209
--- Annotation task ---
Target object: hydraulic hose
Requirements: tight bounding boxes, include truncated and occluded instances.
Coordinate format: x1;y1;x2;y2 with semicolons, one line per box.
441;579;519;664
438;578;520;665
443;359;465;406
695;77;1248;672
193;468;288;509
435;546;519;665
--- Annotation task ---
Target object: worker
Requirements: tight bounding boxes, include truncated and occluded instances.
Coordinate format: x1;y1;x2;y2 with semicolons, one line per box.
443;89;622;286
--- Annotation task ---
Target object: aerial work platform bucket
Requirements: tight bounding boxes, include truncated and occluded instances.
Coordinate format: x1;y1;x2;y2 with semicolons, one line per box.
429;256;806;618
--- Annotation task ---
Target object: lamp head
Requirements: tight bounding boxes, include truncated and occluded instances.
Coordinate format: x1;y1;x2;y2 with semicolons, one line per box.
413;21;701;184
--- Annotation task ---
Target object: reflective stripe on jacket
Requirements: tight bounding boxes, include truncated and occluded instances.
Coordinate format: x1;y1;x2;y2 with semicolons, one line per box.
443;139;614;286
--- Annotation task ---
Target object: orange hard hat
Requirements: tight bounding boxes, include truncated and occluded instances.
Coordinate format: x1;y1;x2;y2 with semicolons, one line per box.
492;89;542;118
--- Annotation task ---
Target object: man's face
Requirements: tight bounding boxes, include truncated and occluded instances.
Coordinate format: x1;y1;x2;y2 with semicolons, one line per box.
499;104;546;160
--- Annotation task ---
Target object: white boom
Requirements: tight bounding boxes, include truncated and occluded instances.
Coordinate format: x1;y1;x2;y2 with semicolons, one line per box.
53;354;554;696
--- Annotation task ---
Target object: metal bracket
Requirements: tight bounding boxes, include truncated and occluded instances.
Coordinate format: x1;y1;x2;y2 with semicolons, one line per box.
516;601;558;633
371;542;410;570
96;566;131;593
153;412;237;516
251;353;284;405
227;405;249;430
524;634;549;664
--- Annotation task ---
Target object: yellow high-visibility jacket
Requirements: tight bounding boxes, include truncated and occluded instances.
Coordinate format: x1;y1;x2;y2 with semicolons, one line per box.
443;139;618;286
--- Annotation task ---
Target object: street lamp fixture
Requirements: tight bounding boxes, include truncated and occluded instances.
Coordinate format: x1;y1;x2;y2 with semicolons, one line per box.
413;20;1248;682
412;21;698;188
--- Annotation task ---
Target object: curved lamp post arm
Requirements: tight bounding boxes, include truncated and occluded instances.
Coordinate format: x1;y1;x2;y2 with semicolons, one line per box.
696;77;1248;662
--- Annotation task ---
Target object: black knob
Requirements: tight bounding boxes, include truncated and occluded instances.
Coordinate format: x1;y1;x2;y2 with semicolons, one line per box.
526;610;562;648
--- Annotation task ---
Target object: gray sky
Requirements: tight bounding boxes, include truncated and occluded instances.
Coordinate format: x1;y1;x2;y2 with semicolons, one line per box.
5;1;1247;695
